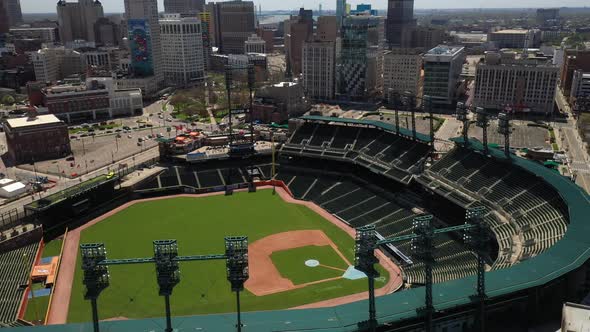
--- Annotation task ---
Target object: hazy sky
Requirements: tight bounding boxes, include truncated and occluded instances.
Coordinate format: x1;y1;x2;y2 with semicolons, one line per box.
20;0;589;13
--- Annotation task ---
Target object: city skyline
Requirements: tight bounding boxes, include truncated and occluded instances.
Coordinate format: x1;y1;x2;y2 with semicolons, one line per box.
19;0;590;14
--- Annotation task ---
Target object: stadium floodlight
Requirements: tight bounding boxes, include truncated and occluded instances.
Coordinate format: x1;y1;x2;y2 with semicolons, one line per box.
497;112;511;158
390;92;401;134
247;64;257;193
225;236;249;332
354;225;379;332
410;215;435;332
154;240;180;332
80;243;110;332
463;206;490;332
475;107;490;154
423;95;435;146
455;102;469;146
402;91;417;140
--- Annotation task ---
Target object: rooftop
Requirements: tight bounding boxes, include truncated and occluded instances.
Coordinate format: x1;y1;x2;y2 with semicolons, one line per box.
5;114;63;128
492;29;530;34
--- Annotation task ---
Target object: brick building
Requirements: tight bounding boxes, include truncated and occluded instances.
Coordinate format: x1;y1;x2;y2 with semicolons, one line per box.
3;113;71;164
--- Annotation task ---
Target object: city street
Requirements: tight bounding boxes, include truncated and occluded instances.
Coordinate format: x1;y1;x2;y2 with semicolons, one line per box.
560;125;590;193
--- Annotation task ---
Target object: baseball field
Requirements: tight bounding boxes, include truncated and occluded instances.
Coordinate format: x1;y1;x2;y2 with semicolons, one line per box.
63;189;398;323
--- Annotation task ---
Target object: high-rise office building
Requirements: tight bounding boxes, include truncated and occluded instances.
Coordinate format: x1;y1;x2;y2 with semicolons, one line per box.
160;14;205;87
303;41;336;101
474;51;559;115
163;0;205;15
124;0;164;85
211;1;256;54
423;45;465;108
57;0;104;44
386;0;416;48
338;16;384;100
336;0;346;27
285;9;313;76
94;18;120;46
2;0;23;27
536;8;559;27
245;34;266;54
316;16;338;42
383;49;423;103
0;0;10;34
199;11;212;70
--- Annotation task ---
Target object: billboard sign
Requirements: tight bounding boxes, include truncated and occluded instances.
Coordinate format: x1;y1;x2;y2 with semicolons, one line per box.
128;19;154;76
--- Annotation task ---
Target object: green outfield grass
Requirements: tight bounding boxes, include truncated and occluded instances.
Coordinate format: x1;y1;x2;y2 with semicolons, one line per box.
42;240;63;258
24;295;49;323
67;190;389;323
271;245;349;285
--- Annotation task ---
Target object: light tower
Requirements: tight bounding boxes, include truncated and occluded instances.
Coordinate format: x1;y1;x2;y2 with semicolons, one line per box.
423;95;434;147
247;63;256;192
225;65;234;196
463;206;491;332
80;243;110;332
497;112;511;158
455;102;469;146
354;225;379;332
153;240;180;332
475;107;489;154
402;91;417;140
390;92;401;134
225;236;249;332
411;215;435;332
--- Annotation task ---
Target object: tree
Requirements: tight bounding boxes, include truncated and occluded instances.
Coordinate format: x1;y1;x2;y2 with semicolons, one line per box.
1;95;15;106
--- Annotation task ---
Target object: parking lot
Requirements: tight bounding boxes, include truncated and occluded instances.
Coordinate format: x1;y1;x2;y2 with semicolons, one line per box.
468;121;551;149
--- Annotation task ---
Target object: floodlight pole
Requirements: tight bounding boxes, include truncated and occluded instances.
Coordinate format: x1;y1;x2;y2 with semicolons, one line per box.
476;107;489;154
464;206;490;332
411;215;435;332
80;243;110;332
225;65;234;195
497;112;511;158
354;225;379;332
247;63;256;193
455;102;469;146
393;92;400;134
225;236;249;332
90;298;99;332
423;95;434;145
403;92;417;140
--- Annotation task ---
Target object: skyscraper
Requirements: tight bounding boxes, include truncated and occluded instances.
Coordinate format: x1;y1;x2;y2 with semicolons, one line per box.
303;41;336;101
57;0;104;44
0;1;9;34
386;0;416;48
285;9;313;76
211;1;256;54
338;16;384;100
163;0;205;15
336;0;346;27
125;0;163;84
2;0;23;27
160;14;205;87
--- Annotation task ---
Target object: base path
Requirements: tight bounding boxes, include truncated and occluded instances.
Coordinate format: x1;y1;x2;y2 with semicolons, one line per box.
245;230;350;296
47;186;403;324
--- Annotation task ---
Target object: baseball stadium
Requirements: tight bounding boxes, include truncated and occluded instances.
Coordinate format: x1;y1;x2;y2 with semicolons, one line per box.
1;115;590;332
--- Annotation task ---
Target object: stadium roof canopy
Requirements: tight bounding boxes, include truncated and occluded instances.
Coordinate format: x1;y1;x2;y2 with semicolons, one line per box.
8;138;590;332
299;115;433;143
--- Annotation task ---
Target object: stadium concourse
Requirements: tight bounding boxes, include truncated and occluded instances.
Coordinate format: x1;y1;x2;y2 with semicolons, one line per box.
2;116;590;331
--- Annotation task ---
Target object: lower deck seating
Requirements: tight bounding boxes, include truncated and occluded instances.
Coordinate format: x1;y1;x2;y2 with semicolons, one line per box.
0;243;39;324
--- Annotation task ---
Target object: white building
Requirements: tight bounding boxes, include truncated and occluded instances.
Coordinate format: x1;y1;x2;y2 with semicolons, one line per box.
159;13;205;87
31;48;60;83
474;51;559;115
423;45;466;107
244;34;266;54
383;49;423;103
303;41;336;101
571;70;590;100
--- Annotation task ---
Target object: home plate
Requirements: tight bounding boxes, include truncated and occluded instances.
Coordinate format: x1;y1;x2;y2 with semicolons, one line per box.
305;259;320;267
342;266;367;280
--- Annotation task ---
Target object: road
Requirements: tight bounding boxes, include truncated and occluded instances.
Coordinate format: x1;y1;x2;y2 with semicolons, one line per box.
0;146;159;215
560;124;590;193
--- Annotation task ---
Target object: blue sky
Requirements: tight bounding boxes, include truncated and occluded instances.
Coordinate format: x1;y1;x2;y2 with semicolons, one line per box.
20;0;589;13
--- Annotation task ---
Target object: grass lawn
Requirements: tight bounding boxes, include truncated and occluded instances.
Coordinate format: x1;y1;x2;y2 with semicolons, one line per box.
42;240;63;258
67;190;389;322
24;295;49;323
271;245;349;285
